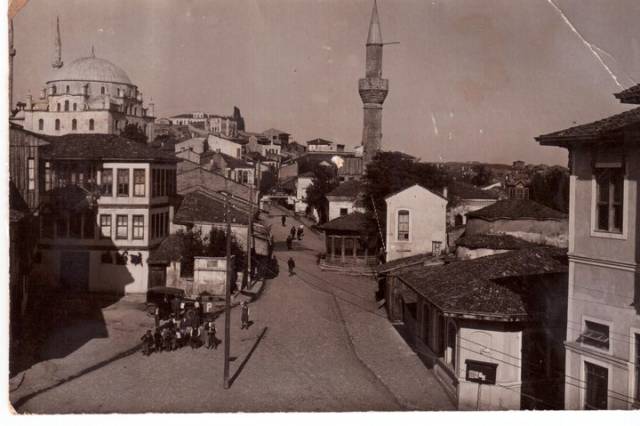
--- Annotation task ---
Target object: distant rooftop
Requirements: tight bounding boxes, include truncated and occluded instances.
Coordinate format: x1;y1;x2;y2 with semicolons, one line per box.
467;199;567;221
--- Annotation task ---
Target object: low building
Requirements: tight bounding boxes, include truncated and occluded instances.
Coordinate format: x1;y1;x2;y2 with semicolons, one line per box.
382;247;568;410
202;151;256;187
294;171;315;214
465;199;568;248
306;137;346;153
326;179;365;221
168;112;237;138
446;181;500;228
207;133;245;158
318;212;379;268
385;184;448;262
455;233;541;260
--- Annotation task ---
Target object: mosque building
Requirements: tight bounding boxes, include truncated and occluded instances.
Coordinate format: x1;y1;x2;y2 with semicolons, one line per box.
10;17;155;141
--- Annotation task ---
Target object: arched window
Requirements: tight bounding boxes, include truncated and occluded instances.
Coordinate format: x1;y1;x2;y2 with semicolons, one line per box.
101;86;105;95
38;119;44;131
55;119;60;131
89;119;95;131
52;85;57;95
73;103;77;111
397;210;410;241
72;119;77;131
64;100;69;111
447;320;457;370
66;85;70;94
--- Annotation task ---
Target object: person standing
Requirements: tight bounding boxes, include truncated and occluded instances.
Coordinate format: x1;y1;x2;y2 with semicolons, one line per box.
286;235;293;250
141;330;154;356
297;225;304;241
240;301;250;330
206;321;217;349
281;215;286;227
288;257;296;276
154;305;161;329
171;296;180;318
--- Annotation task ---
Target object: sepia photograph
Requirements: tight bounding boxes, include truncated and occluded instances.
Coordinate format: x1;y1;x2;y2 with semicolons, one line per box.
4;0;640;417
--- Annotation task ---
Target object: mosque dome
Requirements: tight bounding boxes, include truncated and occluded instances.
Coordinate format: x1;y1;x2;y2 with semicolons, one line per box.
48;56;133;85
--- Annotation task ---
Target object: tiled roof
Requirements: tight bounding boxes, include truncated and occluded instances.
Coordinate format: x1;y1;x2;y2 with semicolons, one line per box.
448;181;499;200
456;233;539;250
40;133;177;162
467;199;567;221
318;212;371;233
377;253;441;274
536;107;640;144
327;180;362;198
262;128;289;136
615;84;640;104
398;247;567;318
208;152;252;169
174;191;249;226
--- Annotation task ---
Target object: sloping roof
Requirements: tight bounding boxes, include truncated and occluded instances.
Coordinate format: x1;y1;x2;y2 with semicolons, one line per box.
467;199;567;221
456;233;539;250
174;191;249;226
148;234;185;263
39;133;177;162
210;152;252;169
536;107;640;145
377;253;440;274
448;181;499;200
306;138;334;146
327;180;362;198
398;247;567;318
262;128;289;136
615;84;640;104
318;212;370;232
384;183;446;201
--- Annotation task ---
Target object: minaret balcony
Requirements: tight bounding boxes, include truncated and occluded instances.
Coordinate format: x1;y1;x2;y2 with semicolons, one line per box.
359;78;389;104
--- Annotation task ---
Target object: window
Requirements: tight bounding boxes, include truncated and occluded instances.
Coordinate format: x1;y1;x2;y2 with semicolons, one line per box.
595;168;624;233
132;215;144;240
52;85;57;95
340;208;348;217
89;119;95;131
100;215;112;239
133;169;145;197
27;158;35;191
101;86;105;95
397;210;410;240
44;162;52;191
72;119;77;131
65;85;70;94
117;169;129;197
64;100;69;111
584;362;608;409
580;320;610;350
116;215;128;239
164;212;170;236
38;119;44;131
83;212;95;239
57;103;61;112
101;169;113;196
55;119;60;130
73;103;77;111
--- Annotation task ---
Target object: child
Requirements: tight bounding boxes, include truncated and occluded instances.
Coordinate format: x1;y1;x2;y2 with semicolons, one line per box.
206;321;217;349
153;328;163;353
141;330;153;356
240;301;250;330
288;257;296;276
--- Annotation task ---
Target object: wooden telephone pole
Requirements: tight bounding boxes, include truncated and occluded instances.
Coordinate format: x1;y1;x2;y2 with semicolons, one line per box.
244;160;260;290
223;193;232;389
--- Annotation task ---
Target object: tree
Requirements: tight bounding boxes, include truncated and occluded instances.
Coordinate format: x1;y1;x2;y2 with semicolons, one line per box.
529;167;570;213
305;163;339;223
178;227;245;277
363;151;451;238
122;123;148;144
471;164;494;186
233;106;245;132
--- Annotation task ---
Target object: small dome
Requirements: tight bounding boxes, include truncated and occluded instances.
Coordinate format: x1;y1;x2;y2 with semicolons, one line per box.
48;56;133;85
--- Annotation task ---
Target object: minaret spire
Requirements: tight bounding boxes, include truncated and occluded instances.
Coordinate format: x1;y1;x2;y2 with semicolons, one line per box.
359;0;389;166
367;0;383;45
52;16;63;69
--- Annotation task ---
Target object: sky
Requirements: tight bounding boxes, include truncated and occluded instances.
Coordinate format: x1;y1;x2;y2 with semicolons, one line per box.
10;0;640;166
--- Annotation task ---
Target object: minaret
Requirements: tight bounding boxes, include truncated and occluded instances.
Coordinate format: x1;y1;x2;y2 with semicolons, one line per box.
9;18;16;111
359;0;388;166
52;16;63;69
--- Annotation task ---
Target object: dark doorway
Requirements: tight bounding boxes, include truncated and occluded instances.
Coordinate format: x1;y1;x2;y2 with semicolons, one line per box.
149;265;167;288
60;251;90;290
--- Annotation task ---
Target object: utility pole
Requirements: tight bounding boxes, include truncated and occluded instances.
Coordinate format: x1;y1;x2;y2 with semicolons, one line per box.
223;193;232;389
244;160;261;290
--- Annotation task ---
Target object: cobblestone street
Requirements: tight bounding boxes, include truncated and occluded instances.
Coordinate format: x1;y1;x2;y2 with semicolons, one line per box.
11;208;453;413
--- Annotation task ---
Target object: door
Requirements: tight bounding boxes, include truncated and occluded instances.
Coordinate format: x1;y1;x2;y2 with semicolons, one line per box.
59;251;90;291
149;265;167;288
